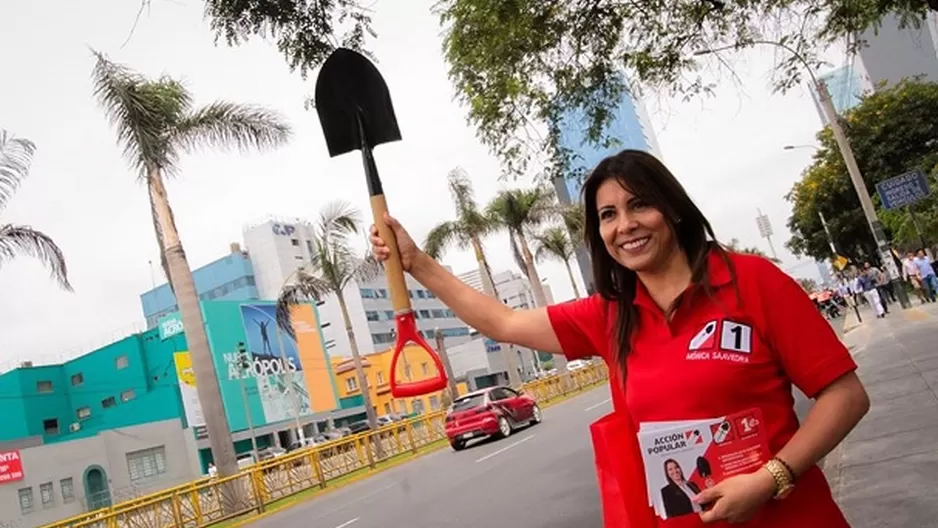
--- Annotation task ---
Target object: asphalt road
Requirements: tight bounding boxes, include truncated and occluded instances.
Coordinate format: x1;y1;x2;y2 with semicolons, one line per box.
252;385;611;528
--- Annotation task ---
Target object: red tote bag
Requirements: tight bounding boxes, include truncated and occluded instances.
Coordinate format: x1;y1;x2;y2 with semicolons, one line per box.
590;411;658;528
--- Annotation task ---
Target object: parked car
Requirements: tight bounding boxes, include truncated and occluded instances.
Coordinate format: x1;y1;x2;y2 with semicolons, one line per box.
444;385;541;451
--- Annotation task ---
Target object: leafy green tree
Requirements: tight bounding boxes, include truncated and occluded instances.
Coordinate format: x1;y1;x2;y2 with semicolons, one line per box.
276;201;382;431
92;51;291;478
0;130;71;290
797;278;819;293
197;1;936;181
533;226;580;298
786;79;938;262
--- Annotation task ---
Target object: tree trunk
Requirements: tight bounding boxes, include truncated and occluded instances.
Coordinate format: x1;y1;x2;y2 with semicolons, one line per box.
336;291;378;428
565;259;582;299
516;231;568;373
472;237;522;387
147;167;241;505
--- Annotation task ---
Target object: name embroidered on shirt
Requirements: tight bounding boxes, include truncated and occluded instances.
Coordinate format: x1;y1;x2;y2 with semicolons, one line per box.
684;351;750;363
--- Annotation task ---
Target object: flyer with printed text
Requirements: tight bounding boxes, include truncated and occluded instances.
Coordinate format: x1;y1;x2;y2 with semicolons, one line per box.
638;409;771;520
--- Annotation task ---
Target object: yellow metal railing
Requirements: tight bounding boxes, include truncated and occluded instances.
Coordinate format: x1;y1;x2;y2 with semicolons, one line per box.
41;362;608;528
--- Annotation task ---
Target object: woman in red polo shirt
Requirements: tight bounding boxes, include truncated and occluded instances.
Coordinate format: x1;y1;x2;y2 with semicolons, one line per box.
369;149;869;527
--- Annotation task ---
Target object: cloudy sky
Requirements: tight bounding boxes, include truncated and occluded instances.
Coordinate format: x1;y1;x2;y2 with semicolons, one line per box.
0;0;844;368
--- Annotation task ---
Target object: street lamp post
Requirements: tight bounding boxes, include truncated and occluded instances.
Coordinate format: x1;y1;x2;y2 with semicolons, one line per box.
696;41;910;309
236;342;259;458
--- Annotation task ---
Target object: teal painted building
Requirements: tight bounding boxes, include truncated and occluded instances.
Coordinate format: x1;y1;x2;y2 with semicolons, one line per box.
0;328;187;445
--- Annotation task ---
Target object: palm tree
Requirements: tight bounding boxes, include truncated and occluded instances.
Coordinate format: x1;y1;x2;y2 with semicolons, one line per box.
276;201;382;433
423;168;522;387
91;51;291;478
0;130;71;290
533;226;580;299
486;186;568;371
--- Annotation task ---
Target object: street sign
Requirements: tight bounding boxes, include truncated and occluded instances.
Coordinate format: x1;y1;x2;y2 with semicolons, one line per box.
875;170;930;210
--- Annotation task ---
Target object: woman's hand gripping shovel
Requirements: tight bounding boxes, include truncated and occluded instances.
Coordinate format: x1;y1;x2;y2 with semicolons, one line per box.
313;48;449;398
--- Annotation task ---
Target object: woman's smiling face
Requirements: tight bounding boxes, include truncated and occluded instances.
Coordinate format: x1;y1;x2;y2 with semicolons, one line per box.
595;177;675;274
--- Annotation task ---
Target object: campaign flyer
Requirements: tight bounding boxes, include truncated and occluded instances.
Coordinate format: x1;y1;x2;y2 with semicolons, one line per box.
637;409;770;520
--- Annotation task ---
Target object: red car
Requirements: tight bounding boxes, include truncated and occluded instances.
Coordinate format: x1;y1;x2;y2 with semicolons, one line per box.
444;385;542;451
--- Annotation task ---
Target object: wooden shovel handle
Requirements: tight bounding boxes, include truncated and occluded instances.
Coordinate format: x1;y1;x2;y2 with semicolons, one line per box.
370;194;412;312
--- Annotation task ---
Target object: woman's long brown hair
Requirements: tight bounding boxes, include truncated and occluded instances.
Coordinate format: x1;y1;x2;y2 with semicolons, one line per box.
580;150;735;379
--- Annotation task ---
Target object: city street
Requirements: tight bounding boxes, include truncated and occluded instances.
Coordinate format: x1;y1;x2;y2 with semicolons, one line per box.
251;386;611;528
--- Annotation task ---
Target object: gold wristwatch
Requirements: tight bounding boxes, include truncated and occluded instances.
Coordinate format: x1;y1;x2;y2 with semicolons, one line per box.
763;458;795;499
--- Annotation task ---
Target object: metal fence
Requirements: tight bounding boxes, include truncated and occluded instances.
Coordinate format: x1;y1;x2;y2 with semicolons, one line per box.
41;362;608;528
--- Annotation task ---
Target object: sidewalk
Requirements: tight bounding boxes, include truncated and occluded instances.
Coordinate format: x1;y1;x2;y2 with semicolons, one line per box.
824;300;938;527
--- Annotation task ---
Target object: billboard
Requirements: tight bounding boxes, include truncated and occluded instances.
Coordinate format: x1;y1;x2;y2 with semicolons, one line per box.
173;351;205;428
0;450;24;484
199;300;339;432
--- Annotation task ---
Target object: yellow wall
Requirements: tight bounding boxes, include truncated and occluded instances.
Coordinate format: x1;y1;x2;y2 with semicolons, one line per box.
331;345;468;417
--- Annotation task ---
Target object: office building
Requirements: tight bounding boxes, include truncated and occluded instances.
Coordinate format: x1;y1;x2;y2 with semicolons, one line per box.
857;12;938;89
551;78;662;294
242;217;472;358
810;64;871;124
139;243;259;329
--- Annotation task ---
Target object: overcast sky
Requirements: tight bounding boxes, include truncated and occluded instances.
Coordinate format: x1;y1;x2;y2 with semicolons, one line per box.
0;0;844;368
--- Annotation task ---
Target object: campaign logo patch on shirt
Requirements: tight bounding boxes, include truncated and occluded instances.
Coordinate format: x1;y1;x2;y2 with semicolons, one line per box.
719;320;753;354
686;319;755;363
688;320;718;350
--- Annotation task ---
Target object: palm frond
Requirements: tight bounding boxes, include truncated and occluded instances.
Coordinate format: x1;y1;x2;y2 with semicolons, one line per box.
447;167;477;215
352;252;383;286
423;221;460;260
318;200;361;243
172;101;292;156
0;224;72;291
276;272;330;337
533;226;573;264
0;130;36;211
91;50;177;177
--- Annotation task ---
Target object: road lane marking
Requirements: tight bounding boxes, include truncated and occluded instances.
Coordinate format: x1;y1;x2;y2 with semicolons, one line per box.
584;398;611;412
334;518;359;528
475;434;536;463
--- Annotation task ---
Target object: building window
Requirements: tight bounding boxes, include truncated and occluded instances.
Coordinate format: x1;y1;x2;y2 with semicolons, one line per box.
421;362;429;376
121;389;136;402
441;327;470;337
365;310;380;322
376;371;384;385
115;355;129;370
77;407;91;420
291;238;299;246
102;396;116;409
345;377;358;392
127;446;167;482
60;478;74;503
417;290;426;299
360;288;375;299
70;373;84;386
18;488;33;514
36;381;53;393
445;309;455;318
426;290;436;298
40;482;54;507
384;310;394;320
371;333;394;345
377;289;388;298
419;310;431;319
429;395;440;410
294;255;304;261
43;419;59;435
431;309;446;318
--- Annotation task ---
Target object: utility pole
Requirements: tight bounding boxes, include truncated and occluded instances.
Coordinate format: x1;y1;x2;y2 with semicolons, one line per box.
274;323;305;445
815;81;911;309
434;328;460;400
237;342;259;459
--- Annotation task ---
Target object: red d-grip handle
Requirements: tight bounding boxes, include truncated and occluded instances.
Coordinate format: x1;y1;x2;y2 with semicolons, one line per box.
389;312;448;398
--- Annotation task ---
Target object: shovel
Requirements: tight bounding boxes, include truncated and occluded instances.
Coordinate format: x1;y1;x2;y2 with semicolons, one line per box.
314;47;449;398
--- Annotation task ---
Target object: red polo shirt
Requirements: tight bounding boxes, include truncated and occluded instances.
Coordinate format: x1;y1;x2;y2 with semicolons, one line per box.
548;249;856;528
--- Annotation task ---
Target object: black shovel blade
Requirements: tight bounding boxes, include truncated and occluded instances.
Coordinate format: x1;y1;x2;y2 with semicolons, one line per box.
314;48;402;157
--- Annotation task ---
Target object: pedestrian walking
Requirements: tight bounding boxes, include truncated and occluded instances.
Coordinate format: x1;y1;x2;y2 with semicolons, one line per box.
914;250;938;303
370;149;870;527
903;251;928;304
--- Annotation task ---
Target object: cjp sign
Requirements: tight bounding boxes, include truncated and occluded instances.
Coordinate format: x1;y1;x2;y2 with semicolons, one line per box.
272;223;296;236
0;450;24;484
